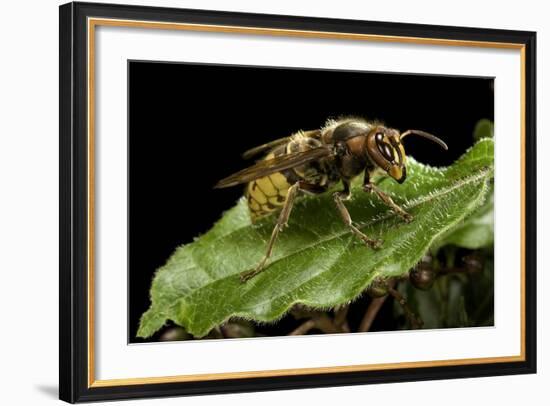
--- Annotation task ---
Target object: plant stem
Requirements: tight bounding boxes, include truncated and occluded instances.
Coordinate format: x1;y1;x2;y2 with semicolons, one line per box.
289;319;317;335
358;295;388;332
334;305;351;333
359;278;398;332
289;313;342;335
387;286;424;329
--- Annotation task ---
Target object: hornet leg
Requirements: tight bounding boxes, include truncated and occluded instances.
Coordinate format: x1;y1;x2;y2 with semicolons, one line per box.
240;182;301;282
334;180;382;249
363;183;413;223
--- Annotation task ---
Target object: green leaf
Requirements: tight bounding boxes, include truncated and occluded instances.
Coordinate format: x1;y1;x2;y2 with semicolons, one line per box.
431;189;493;251
473;118;494;141
138;139;494;338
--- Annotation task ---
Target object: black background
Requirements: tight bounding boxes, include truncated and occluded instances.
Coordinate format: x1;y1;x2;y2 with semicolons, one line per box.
129;61;493;342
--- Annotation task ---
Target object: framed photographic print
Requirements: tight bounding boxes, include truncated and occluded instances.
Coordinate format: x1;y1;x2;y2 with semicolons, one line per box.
59;2;537;403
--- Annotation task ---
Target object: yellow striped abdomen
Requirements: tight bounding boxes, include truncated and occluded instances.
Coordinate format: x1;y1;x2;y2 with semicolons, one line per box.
246;167;291;222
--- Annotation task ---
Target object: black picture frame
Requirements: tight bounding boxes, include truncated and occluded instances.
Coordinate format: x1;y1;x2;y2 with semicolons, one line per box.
60;2;537;403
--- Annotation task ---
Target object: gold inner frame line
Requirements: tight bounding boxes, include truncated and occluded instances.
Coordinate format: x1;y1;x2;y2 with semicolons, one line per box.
87;17;527;388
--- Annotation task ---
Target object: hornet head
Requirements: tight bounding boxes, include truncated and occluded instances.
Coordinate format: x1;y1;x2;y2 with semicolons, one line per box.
365;126;448;184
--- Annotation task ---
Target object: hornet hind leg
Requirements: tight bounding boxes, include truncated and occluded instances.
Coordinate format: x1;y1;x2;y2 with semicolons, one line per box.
240;181;327;283
240;182;301;282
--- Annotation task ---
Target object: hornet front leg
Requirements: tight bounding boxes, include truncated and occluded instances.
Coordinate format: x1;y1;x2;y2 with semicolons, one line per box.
363;170;413;223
